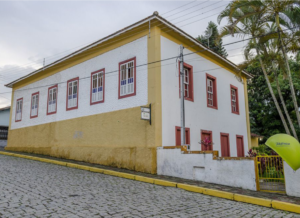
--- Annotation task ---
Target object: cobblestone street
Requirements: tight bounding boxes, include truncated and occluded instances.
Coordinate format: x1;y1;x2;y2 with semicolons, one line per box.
0;155;299;218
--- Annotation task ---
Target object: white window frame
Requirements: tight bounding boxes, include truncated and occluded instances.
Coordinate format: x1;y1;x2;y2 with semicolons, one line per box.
30;93;39;118
15;98;23;121
207;79;213;106
91;70;104;103
184;68;189;98
120;59;135;97
231;88;237;112
48;86;57;114
67;78;78;110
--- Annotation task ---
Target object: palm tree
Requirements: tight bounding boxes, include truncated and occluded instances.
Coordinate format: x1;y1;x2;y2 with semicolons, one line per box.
217;2;291;135
221;0;300;131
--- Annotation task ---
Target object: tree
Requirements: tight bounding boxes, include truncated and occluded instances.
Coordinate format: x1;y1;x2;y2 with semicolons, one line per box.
196;21;228;58
217;3;291;135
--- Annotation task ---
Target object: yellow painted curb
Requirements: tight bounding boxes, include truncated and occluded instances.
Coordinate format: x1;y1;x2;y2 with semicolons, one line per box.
177;184;204;194
272;200;300;214
135;176;154;184
203;188;234;200
154;179;177;187
103;170;119;177
89;167;104;173
234;194;272;207
118;172;135;180
66;163;80;168
76;165;91;171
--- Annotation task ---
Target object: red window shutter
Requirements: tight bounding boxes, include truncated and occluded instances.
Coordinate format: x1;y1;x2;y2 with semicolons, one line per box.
201;130;213;151
230;85;239;114
176;127;181;146
206;73;218;109
175;126;190;146
178;62;194;102
236;135;244;157
220;133;230;157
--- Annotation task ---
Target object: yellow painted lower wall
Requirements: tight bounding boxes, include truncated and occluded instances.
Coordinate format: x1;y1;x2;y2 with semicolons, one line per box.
6;106;157;174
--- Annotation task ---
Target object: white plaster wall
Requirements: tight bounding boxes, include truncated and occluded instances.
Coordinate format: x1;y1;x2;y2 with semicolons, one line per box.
11;37;148;130
0;109;10;126
284;161;300;197
161;36;249;157
157;148;256;190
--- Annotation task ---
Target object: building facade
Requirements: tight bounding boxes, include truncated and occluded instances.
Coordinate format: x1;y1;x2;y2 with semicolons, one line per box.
0;106;10;147
5;13;251;173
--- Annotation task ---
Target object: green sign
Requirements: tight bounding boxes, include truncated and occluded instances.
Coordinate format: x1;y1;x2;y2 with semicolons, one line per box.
265;134;300;171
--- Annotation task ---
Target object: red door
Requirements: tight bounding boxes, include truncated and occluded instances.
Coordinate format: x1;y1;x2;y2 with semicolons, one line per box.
175;127;190;146
201;130;212;151
236;135;244;157
220;133;230;157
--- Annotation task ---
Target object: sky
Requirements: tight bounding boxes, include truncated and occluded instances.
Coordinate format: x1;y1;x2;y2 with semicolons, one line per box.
0;0;248;108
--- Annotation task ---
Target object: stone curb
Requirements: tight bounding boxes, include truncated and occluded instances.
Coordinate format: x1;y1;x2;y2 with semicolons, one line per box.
1;151;299;214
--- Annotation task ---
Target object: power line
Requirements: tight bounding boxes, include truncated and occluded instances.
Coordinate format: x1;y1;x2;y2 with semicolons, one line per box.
0;0;223;79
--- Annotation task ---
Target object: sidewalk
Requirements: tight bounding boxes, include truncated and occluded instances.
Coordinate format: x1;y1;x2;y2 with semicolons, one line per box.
1;148;299;211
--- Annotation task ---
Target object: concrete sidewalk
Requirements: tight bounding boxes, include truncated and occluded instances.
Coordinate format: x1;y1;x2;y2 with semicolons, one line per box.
0;148;299;213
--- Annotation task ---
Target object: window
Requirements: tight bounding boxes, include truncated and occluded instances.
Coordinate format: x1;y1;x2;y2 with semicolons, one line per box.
175;126;190;146
201;130;213;151
236;135;244;157
220;133;230;157
30;92;39;118
15;98;23;122
90;69;105;105
67;77;79;110
206;74;217;109
179;62;194;101
230;85;239;114
119;57;136;99
47;85;58;115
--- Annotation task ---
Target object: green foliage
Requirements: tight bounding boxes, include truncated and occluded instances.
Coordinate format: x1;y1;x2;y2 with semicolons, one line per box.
252;144;272;155
196;21;228;58
248;57;300;140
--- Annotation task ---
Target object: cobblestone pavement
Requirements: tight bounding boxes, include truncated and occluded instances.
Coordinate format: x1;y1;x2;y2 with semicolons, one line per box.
0;155;299;218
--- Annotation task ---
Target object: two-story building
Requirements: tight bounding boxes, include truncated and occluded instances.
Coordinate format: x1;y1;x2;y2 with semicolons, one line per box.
5;12;251;174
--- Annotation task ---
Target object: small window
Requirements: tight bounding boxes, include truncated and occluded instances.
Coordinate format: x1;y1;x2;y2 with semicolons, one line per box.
30;92;39;118
231;85;239;114
67;77;79;110
179;62;194;102
201;130;213;151
206;74;217;109
15;98;23;122
119;57;136;99
175;126;190;146
47;85;58;115
90;69;105;105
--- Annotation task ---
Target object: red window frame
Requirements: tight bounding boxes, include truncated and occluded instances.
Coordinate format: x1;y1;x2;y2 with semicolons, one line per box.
15;97;23;122
30;92;39;119
90;68;105;105
47;84;58;115
201;130;213;151
220;133;230;157
175;126;190;146
236;135;245;157
118;57;136;99
178;62;194;102
230;85;239;115
206;73;218;109
66;77;79;111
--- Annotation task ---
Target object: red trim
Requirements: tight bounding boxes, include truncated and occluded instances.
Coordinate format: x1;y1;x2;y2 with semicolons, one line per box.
236;135;245;157
230;84;239;115
47;84;58;115
175;126;190;146
201;130;213;151
178;61;194;102
30;92;39;119
90;68;105;105
118;57;136;99
206;73;218;110
15;97;23;122
66;77;79;111
220;132;230;157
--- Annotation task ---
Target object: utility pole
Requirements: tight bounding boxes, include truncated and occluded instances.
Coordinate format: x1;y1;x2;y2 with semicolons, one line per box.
179;45;186;147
